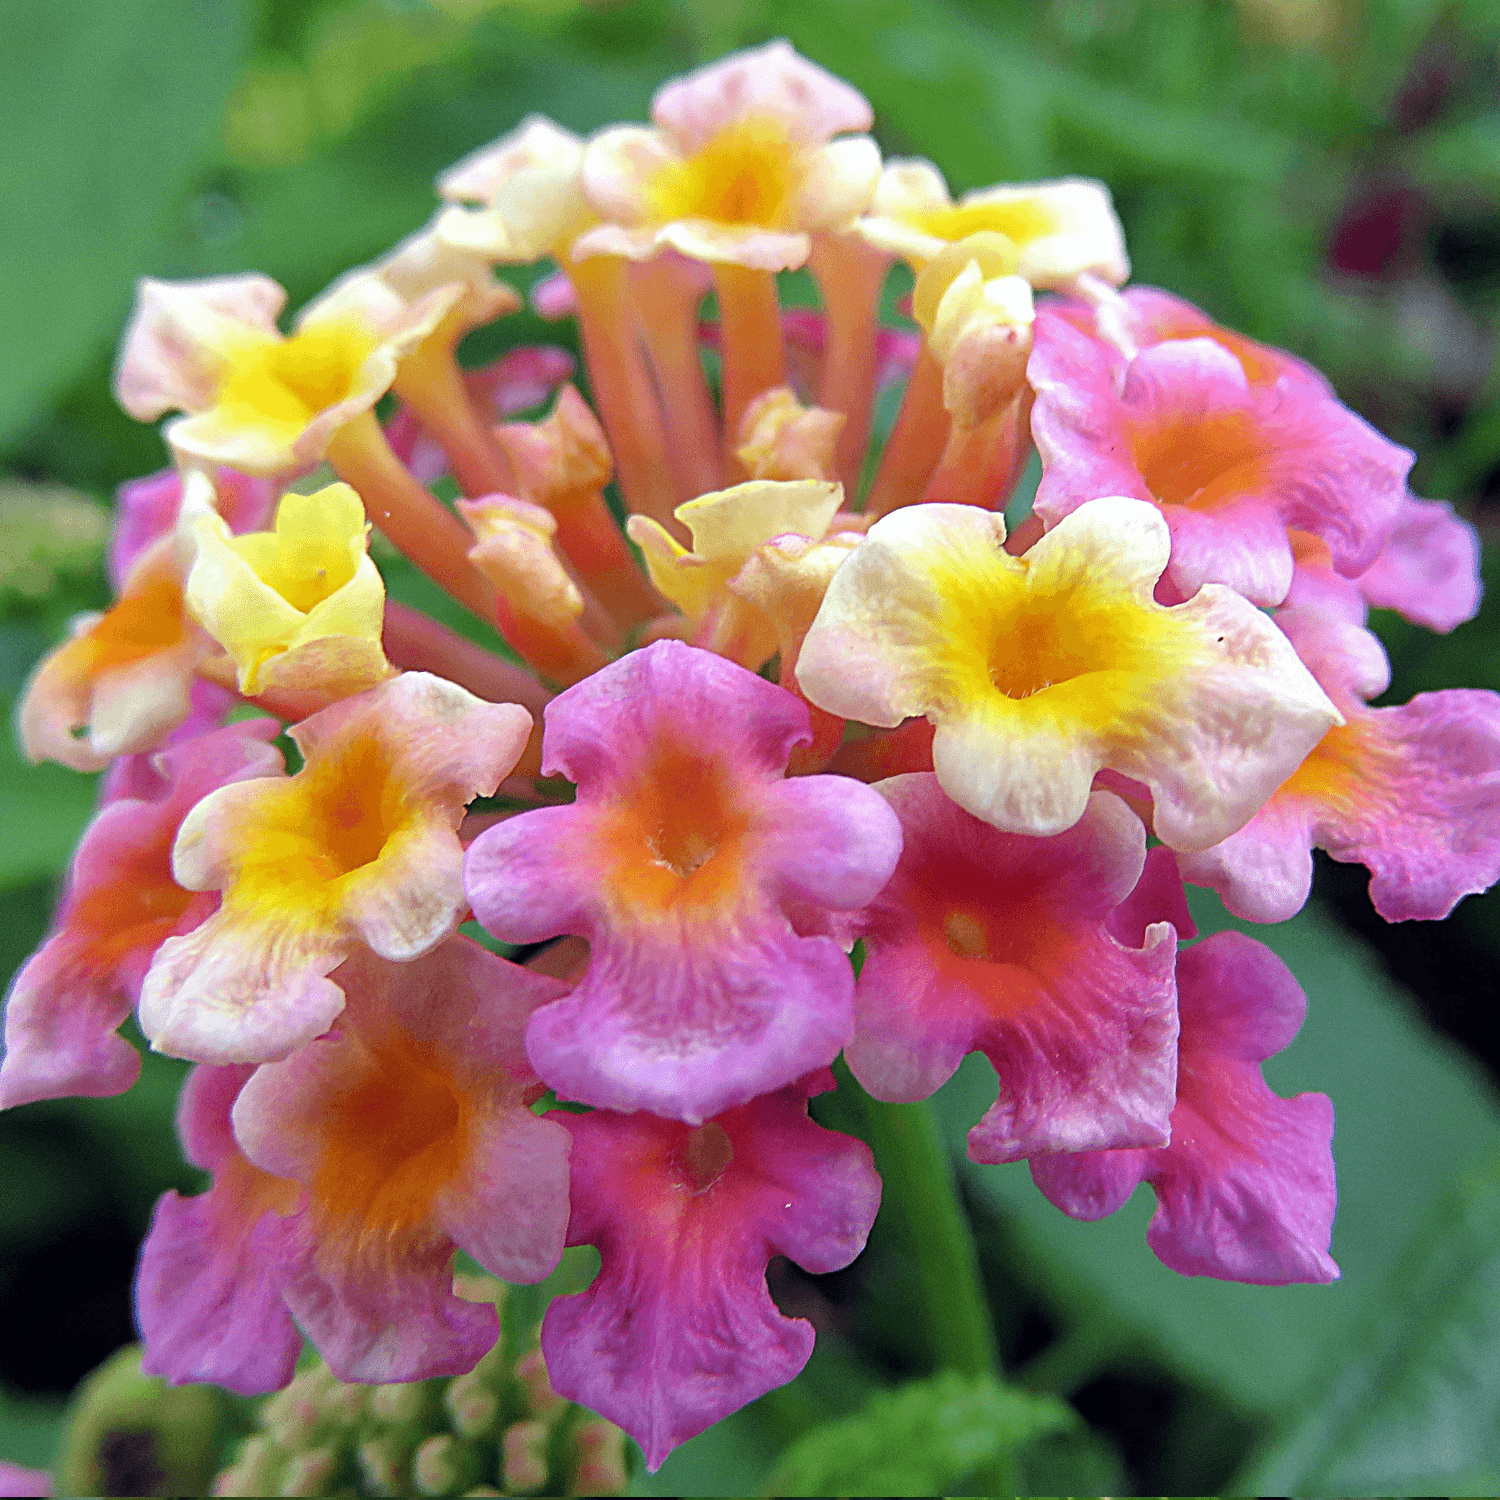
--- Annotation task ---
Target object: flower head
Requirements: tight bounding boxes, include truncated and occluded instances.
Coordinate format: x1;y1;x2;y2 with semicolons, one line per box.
541;1077;879;1469
797;498;1340;847
139;672;532;1064
465;641;902;1121
1032;931;1338;1285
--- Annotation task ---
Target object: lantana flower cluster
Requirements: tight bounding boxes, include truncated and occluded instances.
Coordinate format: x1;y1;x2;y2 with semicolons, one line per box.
6;39;1497;1474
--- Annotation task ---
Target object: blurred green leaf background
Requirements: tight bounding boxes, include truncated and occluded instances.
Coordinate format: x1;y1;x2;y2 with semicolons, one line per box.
4;0;1500;1494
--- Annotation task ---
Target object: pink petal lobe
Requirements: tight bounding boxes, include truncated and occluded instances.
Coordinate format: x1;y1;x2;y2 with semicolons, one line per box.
1357;495;1482;632
135;1064;302;1395
541;1082;879;1470
1033;931;1338;1285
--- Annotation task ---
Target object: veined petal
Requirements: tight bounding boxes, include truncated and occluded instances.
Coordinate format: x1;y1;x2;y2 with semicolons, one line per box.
1180;610;1500;922
848;779;1179;1159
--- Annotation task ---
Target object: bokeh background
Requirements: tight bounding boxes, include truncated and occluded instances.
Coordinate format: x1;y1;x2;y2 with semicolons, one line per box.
4;0;1500;1492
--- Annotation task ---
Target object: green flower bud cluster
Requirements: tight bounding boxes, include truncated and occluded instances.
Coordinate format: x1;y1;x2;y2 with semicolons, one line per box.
214;1276;628;1497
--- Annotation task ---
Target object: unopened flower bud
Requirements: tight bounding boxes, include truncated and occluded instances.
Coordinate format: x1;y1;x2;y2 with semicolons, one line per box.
276;1443;339;1497
502;1418;550;1494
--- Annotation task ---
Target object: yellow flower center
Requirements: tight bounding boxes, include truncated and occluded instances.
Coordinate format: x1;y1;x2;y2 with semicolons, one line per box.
230;733;411;918
216;318;380;435
924;545;1192;737
648;116;803;228
230;485;365;615
912;197;1056;247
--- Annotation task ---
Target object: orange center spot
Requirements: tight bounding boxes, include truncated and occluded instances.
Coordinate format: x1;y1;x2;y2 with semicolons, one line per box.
910;852;1071;1018
312;1030;469;1249
648;116;803;228
599;743;754;916
217;318;379;434
78;578;187;674
1129;409;1265;511
915;197;1054;247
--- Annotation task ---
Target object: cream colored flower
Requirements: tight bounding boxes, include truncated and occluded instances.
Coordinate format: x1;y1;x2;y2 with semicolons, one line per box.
573;41;881;271
115;272;460;476
857;158;1128;287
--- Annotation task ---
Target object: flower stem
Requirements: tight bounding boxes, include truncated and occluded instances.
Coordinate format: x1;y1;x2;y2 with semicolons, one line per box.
832;1058;998;1380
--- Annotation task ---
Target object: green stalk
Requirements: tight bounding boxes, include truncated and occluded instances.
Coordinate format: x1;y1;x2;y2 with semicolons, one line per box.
832;1059;999;1380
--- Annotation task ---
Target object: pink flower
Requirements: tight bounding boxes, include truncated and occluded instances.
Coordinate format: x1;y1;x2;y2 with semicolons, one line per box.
230;938;573;1384
0;721;283;1110
1030;308;1412;606
847;778;1182;1162
1032;931;1338;1285
541;1077;879;1469
464;640;903;1122
136;1063;303;1395
1178;609;1500;923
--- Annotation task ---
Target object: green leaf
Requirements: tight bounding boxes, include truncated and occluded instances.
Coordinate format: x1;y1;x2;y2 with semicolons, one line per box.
1235;1151;1500;1496
765;1371;1074;1498
0;0;251;446
934;898;1500;1412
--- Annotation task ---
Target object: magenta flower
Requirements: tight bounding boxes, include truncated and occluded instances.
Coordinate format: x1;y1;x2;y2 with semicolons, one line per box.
465;640;903;1122
0;720;283;1110
136;1063;303;1395
847;777;1181;1163
1032;930;1338;1285
541;1077;880;1469
1030;308;1412;606
229;937;573;1384
1179;609;1500;923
